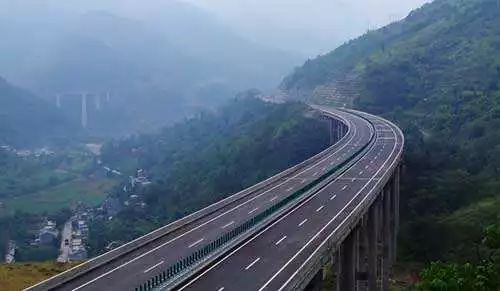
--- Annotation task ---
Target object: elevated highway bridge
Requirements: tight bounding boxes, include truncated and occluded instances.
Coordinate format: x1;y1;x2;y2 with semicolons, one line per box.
28;106;404;291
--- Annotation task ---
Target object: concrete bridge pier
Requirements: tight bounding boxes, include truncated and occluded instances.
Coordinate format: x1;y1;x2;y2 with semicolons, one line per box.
81;93;88;129
356;217;369;291
329;119;336;145
56;94;61;108
392;166;400;261
382;185;393;291
305;269;325;291
328;119;348;145
367;197;380;291
339;227;358;291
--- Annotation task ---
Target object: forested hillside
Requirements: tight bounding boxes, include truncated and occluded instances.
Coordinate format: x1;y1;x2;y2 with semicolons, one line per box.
283;0;500;287
87;96;330;253
0;77;75;146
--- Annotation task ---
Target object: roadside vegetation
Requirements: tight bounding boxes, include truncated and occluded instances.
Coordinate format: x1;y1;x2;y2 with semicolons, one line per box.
0;261;79;291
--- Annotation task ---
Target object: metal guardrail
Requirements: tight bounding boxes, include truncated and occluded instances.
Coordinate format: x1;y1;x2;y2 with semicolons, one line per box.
135;111;377;291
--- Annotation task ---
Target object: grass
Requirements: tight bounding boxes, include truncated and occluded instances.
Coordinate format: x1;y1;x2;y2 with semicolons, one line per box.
0;178;117;216
0;261;80;291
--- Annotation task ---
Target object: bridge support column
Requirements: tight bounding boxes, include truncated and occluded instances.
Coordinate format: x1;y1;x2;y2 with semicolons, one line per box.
356;218;369;291
382;186;393;291
339;228;358;291
329;119;335;145
81;93;88;129
56;94;61;108
392;167;400;261
305;269;325;291
367;197;380;291
328;249;341;290
337;122;342;143
95;94;101;111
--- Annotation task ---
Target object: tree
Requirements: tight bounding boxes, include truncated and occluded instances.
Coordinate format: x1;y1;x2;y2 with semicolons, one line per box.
419;221;500;290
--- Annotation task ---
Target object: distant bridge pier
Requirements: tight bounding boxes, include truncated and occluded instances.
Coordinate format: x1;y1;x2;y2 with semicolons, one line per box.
81;93;88;128
95;94;101;111
56;94;62;108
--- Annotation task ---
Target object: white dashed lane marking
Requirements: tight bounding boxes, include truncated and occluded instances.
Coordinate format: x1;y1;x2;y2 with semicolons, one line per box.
245;258;261;270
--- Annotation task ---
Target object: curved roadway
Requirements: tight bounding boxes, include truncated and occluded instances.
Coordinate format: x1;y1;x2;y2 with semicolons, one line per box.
36;108;377;291
173;108;404;291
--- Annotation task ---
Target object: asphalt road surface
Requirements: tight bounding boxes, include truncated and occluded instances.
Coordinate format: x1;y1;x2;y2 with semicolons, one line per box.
174;109;403;291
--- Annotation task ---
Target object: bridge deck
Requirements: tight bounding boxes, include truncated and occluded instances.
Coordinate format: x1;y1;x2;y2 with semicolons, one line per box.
174;109;403;291
30;108;377;291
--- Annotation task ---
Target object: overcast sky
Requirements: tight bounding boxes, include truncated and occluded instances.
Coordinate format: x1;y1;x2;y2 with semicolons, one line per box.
1;0;431;56
181;0;431;55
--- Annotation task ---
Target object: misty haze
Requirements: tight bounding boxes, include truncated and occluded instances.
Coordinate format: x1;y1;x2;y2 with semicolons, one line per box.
0;0;499;290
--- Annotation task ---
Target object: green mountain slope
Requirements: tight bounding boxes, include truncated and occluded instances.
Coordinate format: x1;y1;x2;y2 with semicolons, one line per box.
282;0;500;275
0;77;75;146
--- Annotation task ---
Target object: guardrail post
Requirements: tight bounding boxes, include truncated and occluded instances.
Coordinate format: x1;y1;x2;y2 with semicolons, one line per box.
339;228;358;291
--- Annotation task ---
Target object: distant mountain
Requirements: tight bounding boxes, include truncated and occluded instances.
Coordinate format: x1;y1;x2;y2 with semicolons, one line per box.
0;1;300;135
0;77;76;146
